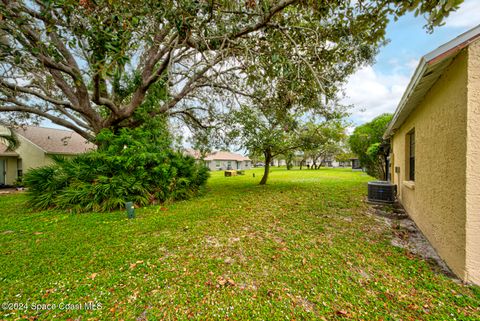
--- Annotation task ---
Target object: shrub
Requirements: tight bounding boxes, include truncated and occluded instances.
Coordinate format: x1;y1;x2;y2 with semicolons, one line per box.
23;120;209;213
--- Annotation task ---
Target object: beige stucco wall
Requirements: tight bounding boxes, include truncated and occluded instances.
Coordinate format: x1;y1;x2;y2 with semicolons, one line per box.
206;160;251;171
207;160;233;171
391;49;469;280
43;154;77;166
15;135;50;173
1;134;57;184
465;40;480;285
0;128;84;185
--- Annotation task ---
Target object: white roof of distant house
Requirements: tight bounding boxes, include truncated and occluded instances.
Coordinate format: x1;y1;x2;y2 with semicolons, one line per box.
204;151;250;161
384;24;480;139
15;126;95;155
185;149;250;161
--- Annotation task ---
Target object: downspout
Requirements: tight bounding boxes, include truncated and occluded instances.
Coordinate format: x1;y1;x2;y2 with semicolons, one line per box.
385;154;389;182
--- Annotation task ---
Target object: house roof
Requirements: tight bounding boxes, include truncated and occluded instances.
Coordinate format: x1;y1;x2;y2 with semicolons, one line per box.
384;24;480;139
186;149;250;161
15;126;95;155
204;151;251;161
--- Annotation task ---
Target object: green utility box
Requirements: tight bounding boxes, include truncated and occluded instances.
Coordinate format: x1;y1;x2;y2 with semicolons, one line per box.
126;201;135;219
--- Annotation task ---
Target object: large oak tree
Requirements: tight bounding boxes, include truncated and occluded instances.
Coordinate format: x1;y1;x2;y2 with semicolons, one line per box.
0;0;462;142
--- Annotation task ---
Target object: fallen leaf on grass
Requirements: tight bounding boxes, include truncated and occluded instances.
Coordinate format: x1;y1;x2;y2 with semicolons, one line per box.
87;273;98;280
408;304;419;311
217;276;235;287
336;310;350;317
129;260;144;269
109;303;119;314
42;288;56;298
128;290;140;303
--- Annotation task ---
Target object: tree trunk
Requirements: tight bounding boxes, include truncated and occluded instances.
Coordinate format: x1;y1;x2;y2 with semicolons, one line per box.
379;155;387;180
259;151;272;185
286;158;292;170
300;160;304;170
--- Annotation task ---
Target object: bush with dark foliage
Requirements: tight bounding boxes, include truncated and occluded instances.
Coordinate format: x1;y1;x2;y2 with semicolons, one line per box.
23;120;209;213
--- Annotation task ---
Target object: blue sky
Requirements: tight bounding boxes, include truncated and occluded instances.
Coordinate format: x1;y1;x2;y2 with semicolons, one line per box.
345;0;480;125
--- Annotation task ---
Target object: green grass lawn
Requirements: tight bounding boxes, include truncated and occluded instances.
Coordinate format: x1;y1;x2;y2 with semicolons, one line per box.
1;168;479;320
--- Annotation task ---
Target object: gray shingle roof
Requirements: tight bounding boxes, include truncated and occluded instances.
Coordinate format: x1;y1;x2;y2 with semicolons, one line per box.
204;151;250;161
185;149;250;161
15;126;95;155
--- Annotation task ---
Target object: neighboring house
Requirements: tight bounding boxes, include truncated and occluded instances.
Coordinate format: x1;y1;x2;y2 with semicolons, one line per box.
272;159;287;166
335;160;352;168
270;157;350;168
323;156;351;168
0;126;95;185
185;149;252;171
350;158;362;171
383;26;480;285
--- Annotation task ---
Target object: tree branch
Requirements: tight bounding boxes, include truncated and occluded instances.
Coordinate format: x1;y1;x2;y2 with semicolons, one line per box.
0;97;93;141
0;80;72;108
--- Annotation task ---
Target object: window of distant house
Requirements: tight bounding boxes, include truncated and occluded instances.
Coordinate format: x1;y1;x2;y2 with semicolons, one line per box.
216;161;220;167
407;130;415;181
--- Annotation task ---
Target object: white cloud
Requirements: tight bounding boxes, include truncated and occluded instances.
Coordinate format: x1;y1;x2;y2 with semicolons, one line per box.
406;58;419;70
444;0;480;29
342;65;412;124
343;0;480;126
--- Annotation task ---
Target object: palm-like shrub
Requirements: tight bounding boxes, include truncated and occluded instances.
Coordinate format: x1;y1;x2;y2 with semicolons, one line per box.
23;120;209;213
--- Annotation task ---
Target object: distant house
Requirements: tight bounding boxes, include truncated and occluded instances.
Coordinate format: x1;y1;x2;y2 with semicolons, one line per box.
272;159;287;166
185;149;251;171
270;156;351;168
350;158;362;171
323;156;351;168
384;26;480;285
0;126;95;185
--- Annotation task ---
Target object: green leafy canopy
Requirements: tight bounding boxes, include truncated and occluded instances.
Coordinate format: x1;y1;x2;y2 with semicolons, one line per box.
348;113;392;179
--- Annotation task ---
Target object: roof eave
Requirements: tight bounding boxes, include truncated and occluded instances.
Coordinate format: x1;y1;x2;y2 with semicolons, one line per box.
383;24;480;140
45;151;89;156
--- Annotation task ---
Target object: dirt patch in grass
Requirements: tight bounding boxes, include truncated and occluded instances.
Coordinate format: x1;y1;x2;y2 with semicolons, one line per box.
368;202;457;280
